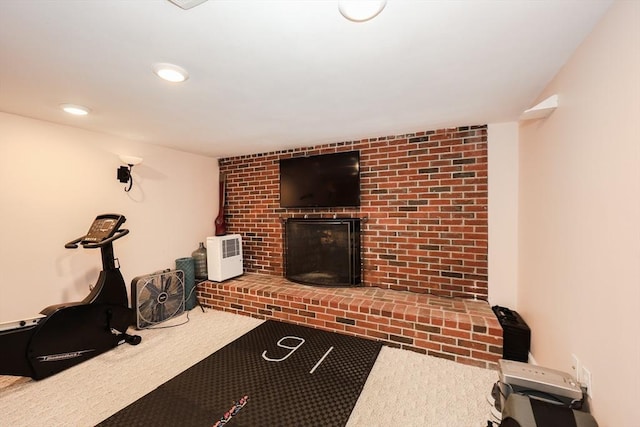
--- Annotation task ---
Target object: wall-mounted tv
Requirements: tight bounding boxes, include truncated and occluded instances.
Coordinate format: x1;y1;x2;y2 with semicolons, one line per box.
279;150;360;208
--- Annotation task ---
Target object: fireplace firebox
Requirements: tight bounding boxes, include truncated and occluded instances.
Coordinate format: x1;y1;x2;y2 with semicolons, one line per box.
284;218;361;287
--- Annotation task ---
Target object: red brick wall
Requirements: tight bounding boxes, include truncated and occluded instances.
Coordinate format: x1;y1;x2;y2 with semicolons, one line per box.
220;125;488;299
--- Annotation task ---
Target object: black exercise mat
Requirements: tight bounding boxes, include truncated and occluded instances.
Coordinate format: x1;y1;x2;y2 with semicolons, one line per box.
97;320;382;427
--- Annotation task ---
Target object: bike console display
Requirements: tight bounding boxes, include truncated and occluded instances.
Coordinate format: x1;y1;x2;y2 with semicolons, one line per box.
83;214;126;244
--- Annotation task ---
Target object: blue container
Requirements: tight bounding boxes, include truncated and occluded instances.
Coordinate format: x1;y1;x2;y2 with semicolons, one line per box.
175;257;197;310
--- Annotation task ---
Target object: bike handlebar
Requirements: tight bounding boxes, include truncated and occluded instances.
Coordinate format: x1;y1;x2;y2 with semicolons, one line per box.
65;228;130;249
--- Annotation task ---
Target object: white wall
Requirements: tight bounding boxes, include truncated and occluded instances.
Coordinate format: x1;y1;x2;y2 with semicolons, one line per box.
518;1;640;425
488;122;519;308
0;112;219;322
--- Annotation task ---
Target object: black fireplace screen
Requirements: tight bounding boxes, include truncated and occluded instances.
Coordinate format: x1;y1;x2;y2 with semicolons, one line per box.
284;218;361;287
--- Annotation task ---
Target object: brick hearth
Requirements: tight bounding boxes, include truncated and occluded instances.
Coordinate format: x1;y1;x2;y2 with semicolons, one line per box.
197;273;502;369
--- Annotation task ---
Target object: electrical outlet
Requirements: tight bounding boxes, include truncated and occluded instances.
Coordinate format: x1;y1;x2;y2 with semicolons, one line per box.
571;354;581;381
581;366;592;398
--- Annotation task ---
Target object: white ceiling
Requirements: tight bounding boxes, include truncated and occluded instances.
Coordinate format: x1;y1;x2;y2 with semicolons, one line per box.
0;0;612;158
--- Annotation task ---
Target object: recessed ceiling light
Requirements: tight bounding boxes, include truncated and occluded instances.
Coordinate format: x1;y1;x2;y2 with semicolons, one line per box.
60;104;90;116
339;0;387;22
153;63;189;83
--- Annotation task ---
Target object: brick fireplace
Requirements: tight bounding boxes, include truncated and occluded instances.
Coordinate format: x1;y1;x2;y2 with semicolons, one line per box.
197;125;500;367
217;125;487;299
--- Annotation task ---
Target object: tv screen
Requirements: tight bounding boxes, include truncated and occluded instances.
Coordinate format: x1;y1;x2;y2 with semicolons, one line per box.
279;151;360;208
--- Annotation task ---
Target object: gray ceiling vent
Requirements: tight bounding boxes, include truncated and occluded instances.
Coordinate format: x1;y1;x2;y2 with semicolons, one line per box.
168;0;208;10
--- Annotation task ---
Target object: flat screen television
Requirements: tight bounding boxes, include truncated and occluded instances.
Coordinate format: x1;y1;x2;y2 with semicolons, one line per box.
279;150;360;208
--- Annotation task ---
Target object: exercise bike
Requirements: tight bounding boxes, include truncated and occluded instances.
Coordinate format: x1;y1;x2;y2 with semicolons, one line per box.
0;214;141;380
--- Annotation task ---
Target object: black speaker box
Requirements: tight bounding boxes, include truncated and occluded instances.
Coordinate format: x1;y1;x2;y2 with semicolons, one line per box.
492;305;531;362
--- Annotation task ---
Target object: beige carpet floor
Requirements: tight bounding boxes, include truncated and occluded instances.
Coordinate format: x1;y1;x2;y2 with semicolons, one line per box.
0;309;497;426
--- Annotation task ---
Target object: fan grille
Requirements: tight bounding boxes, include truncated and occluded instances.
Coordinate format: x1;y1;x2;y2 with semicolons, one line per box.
133;270;185;329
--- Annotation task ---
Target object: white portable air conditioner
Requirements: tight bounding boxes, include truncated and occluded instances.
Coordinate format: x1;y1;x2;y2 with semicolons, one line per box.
207;234;243;282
